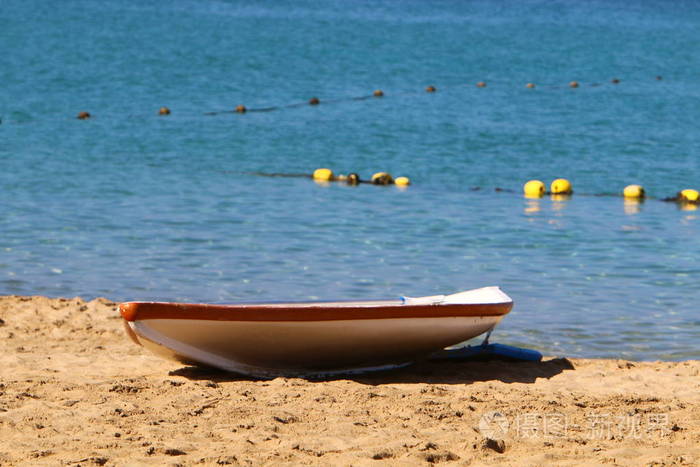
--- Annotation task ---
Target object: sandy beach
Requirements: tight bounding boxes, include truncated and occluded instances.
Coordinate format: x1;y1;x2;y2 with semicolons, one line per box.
0;296;698;466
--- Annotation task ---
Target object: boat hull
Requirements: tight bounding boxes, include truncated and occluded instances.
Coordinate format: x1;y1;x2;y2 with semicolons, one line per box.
128;315;504;377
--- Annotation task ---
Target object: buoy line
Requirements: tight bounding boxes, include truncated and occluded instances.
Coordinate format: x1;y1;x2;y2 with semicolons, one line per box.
248;171;698;207
0;75;670;124
521;179;699;205
248;169;410;187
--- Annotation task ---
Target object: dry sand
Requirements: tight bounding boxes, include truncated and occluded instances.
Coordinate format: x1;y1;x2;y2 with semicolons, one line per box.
0;296;698;466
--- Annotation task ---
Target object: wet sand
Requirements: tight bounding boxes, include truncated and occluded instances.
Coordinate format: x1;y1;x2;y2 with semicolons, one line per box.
0;296;698;466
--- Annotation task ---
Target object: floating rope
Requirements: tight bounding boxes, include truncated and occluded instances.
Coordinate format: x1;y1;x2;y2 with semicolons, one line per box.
0;75;671;124
248;170;698;207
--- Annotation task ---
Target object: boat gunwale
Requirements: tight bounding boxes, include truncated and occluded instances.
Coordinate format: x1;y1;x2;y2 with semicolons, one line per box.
119;300;513;322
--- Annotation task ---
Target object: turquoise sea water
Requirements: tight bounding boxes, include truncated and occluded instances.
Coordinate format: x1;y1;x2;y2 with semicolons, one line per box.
1;0;699;360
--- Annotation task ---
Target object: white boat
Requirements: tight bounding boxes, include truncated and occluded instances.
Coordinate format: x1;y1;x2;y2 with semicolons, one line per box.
119;286;513;378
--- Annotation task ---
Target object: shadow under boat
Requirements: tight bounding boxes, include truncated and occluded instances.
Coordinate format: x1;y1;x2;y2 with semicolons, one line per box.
167;355;575;385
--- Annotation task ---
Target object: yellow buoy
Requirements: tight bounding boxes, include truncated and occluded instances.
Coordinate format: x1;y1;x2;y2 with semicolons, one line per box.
395;176;411;186
312;168;334;181
373;89;384;97
77;111;91;120
523;180;545;198
623;185;645;199
426;85;437;93
371;172;394;185
526;83;536;89
346;173;360;185
679;189;700;203
235;105;247;113
158;107;171;115
550;178;573;195
569;81;579;88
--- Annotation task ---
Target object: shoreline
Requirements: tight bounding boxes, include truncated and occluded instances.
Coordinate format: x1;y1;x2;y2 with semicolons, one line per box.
1;295;698;466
